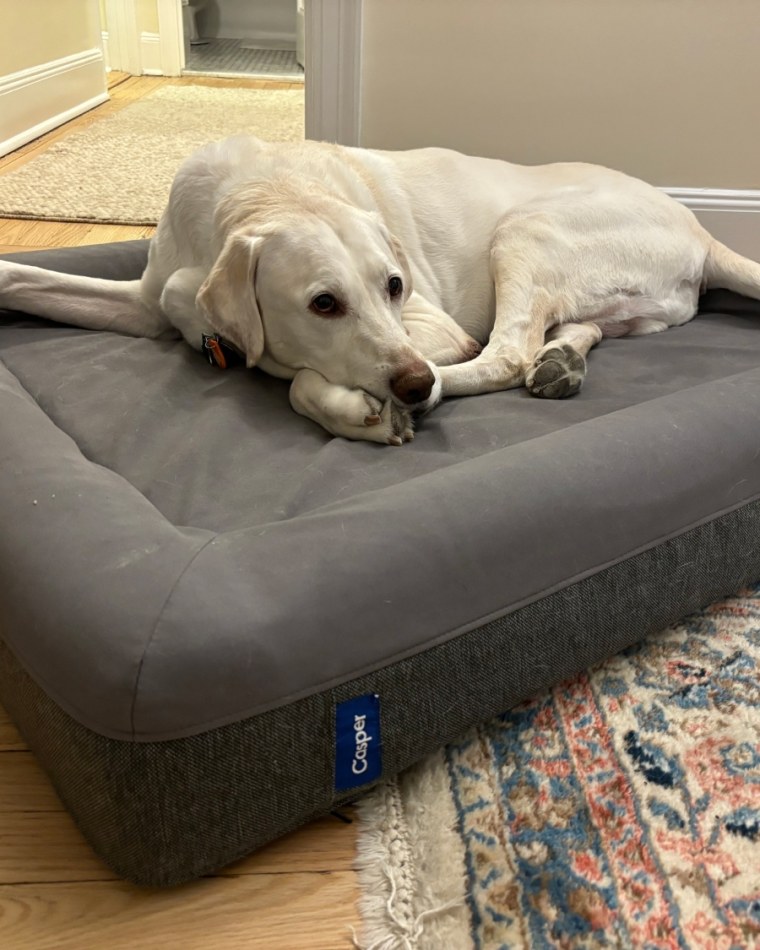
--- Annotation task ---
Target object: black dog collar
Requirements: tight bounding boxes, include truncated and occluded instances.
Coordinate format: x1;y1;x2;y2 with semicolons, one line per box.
202;334;245;370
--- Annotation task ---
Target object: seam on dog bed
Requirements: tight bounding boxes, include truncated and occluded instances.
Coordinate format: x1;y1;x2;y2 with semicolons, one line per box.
129;531;220;739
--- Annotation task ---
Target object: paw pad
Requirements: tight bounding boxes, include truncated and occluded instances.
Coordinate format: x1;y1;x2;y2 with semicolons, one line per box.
526;344;586;399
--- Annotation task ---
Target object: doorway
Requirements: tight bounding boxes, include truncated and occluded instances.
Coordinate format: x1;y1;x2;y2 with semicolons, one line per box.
182;1;304;81
103;0;361;145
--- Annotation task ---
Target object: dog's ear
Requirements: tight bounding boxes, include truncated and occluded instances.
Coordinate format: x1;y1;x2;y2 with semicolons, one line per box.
196;231;266;369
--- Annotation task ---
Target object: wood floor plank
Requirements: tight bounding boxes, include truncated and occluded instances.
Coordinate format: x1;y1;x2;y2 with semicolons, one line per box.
176;75;303;91
0;220;154;249
76;223;156;244
0;704;27;751
107;76;165;102
0;811;117;884
0;244;49;255
0;220;97;248
0;753;61;812
222;810;358;876
0;726;27;752
0;784;358;883
107;71;132;90
0;871;358;950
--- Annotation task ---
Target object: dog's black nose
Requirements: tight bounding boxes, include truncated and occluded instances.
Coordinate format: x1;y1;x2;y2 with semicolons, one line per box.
390;362;435;405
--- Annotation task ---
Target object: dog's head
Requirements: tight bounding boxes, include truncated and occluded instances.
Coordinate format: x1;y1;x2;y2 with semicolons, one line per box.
196;186;441;413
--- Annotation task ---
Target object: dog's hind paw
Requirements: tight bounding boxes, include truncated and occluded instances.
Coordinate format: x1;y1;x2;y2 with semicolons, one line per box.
525;343;586;399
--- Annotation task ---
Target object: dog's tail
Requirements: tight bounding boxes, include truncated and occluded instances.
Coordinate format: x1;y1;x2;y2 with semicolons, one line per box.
704;239;760;301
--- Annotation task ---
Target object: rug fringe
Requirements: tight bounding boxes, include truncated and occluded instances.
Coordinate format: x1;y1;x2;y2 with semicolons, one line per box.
352;773;465;950
353;781;417;950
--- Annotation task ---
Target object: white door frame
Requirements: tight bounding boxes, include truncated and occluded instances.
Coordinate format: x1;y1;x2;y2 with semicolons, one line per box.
153;0;362;145
105;0;142;74
304;0;363;145
156;0;186;77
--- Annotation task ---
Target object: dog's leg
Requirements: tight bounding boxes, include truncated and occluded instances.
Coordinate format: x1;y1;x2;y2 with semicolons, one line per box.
289;369;414;445
0;261;169;337
158;267;210;348
402;291;482;366
437;249;549;397
525;321;602;398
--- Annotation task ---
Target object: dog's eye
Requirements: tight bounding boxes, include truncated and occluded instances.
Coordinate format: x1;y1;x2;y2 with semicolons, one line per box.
311;293;339;315
388;276;403;298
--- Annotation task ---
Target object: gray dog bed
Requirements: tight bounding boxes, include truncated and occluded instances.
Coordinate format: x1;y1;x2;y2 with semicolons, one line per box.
2;241;760;886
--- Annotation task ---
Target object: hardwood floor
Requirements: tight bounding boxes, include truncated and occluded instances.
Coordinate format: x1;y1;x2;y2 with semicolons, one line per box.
0;75;360;950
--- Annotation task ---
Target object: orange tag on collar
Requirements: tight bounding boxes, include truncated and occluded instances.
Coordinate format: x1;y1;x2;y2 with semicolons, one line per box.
202;334;244;370
206;336;227;369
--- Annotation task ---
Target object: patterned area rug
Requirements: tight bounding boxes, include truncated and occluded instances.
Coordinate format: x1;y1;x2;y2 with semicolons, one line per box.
0;83;303;225
355;586;760;949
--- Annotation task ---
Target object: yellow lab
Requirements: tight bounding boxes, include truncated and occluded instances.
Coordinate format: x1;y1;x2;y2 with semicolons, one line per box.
2;135;759;444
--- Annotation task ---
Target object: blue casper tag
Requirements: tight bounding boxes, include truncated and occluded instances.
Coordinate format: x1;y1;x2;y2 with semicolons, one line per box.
334;694;382;791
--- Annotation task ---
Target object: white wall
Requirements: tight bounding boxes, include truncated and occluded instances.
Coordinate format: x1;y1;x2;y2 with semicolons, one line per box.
1;0;103;74
199;0;296;44
0;0;107;156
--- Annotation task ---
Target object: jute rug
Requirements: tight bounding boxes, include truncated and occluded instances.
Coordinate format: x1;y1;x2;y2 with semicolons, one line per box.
354;585;760;949
0;83;303;225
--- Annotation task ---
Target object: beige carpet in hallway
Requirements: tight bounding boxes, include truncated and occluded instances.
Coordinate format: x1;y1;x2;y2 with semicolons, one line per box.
0;84;304;226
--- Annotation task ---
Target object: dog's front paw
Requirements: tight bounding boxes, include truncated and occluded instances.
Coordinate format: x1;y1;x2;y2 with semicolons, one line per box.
525;343;586;399
387;401;415;445
289;370;415;445
364;394;415;446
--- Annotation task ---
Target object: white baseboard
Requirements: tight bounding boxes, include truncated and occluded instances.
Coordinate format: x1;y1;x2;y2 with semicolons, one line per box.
664;188;760;261
0;49;108;159
141;32;163;76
